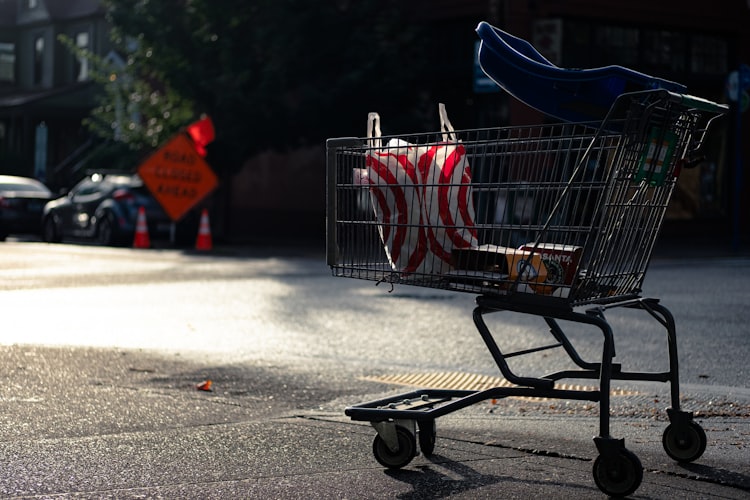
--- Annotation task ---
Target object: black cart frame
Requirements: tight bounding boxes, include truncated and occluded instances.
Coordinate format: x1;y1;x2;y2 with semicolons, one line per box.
326;90;726;497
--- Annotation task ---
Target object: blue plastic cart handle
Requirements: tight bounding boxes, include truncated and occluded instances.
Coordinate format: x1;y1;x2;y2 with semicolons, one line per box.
475;22;688;122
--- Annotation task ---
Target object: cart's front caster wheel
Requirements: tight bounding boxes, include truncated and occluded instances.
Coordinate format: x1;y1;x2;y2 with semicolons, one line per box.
662;421;706;463
418;419;436;457
372;425;417;469
592;448;643;498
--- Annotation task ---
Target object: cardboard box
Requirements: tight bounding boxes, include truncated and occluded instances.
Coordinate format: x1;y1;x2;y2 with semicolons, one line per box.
451;244;548;288
519;243;583;294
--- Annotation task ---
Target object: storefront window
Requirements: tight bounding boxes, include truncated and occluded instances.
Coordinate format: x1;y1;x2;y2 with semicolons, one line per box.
34;36;44;85
595;26;639;66
691;35;728;75
0;42;14;83
642;30;686;74
74;31;90;81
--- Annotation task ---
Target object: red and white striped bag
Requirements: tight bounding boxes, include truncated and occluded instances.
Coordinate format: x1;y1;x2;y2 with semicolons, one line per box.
364;113;428;274
417;103;478;272
363;106;477;275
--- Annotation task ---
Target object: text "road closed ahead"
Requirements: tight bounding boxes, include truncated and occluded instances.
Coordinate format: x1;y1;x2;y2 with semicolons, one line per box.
137;133;218;221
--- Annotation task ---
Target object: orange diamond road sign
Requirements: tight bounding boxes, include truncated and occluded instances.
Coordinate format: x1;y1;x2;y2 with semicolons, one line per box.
137;132;218;221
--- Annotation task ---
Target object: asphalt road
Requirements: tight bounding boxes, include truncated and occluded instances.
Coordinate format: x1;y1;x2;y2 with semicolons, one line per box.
0;241;747;388
0;241;747;498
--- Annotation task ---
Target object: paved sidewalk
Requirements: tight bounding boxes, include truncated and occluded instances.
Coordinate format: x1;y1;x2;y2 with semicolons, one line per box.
0;344;748;499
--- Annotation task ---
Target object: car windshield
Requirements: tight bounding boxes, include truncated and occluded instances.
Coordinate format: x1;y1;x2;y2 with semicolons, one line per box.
0;178;50;194
107;175;142;187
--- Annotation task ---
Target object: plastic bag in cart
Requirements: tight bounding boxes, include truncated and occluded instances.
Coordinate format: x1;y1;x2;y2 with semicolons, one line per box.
361;124;428;275
360;105;478;276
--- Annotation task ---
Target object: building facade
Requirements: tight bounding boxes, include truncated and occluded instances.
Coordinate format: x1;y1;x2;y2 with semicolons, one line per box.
0;0;109;186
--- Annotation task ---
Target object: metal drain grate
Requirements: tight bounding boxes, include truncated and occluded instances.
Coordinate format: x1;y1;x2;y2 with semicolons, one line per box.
361;371;639;398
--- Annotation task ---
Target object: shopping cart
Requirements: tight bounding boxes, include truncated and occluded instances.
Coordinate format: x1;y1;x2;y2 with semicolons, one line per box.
326;44;726;499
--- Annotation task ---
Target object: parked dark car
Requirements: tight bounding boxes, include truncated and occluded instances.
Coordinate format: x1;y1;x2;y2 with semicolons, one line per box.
42;172;183;246
0;175;54;241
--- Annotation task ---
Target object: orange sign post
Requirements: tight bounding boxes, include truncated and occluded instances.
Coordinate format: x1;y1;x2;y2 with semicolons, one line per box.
137;132;218;222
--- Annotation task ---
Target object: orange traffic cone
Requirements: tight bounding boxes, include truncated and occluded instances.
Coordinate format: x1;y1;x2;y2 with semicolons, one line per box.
195;209;212;251
133;206;151;248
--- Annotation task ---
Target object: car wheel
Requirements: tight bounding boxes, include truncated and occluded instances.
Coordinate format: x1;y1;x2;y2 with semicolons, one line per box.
96;214;117;246
42;216;62;243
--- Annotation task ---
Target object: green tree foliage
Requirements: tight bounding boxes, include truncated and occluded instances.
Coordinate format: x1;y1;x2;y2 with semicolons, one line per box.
58;33;195;163
101;0;431;174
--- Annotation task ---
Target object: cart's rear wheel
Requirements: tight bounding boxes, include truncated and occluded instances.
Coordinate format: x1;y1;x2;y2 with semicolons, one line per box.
662;421;706;463
592;448;643;498
372;425;416;469
417;419;436;457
